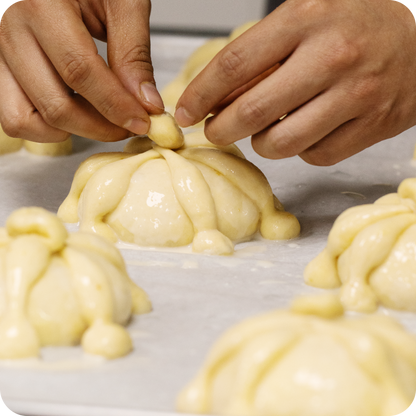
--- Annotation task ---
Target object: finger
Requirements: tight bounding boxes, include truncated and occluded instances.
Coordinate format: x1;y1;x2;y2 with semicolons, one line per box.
29;0;150;135
203;43;338;146
211;63;281;114
0;19;133;142
106;0;164;114
251;87;360;159
0;53;70;143
175;5;303;127
299;118;385;166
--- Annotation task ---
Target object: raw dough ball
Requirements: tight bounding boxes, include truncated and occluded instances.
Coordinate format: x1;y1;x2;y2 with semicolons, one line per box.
146;112;184;149
177;295;416;416
0;123;72;156
0;124;23;154
161;21;258;115
0;207;151;360
304;177;416;313
58;126;300;255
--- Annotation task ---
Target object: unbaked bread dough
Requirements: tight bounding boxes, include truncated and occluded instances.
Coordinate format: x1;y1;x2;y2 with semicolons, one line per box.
0;124;72;156
304;177;416;313
0;124;23;154
177;294;416;416
58;117;300;255
0;207;151;360
23;139;72;156
146;112;184;149
161;21;258;115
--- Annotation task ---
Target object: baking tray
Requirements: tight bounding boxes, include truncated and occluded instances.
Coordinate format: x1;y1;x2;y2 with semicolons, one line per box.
0;34;415;416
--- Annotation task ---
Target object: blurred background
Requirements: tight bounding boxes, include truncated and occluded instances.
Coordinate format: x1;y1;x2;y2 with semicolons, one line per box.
149;0;285;35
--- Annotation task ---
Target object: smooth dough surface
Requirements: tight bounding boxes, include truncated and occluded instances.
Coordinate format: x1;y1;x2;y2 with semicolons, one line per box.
0;207;151;360
58;122;300;255
304;177;416;313
177;295;416;416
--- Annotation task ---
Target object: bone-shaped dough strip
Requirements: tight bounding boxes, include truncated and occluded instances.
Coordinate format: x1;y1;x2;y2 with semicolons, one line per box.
338;213;416;312
58;153;134;223
327;204;413;257
155;146;233;255
66;232;152;314
0;235;50;359
63;247;133;359
178;147;300;240
78;150;160;242
7;207;68;252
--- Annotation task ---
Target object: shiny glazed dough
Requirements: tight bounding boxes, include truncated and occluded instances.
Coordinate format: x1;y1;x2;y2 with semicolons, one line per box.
0;124;72;156
304;177;416;313
177;295;416;416
58;123;300;255
0;207;151;360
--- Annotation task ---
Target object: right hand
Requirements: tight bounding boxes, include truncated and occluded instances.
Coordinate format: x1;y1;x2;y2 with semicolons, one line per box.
0;0;164;143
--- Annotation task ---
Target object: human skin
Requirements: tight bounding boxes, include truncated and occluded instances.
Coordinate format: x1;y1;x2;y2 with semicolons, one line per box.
175;0;416;166
0;0;164;143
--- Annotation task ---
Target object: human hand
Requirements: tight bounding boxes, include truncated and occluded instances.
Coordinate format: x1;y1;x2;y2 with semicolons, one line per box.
175;0;416;166
0;0;164;143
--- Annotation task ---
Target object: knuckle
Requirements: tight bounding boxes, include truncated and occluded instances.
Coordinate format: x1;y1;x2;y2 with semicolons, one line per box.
60;52;93;89
95;89;123;119
302;145;338;166
272;129;303;158
37;96;70;127
253;127;303;160
217;48;246;82
118;44;153;74
1;113;27;138
321;35;362;72
237;99;267;131
352;76;382;102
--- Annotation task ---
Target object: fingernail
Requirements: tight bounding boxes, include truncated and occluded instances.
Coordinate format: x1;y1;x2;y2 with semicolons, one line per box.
140;82;164;110
124;118;149;135
175;106;195;127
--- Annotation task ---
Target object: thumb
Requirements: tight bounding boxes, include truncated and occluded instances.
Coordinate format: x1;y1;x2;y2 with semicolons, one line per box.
106;0;164;114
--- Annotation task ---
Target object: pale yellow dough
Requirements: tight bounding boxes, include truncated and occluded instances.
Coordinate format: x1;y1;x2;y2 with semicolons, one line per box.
161;21;258;115
146;111;184;149
0;207;151;360
58;118;300;255
23;139;72;156
0;125;23;154
304;177;416;313
177;294;416;416
0;124;72;156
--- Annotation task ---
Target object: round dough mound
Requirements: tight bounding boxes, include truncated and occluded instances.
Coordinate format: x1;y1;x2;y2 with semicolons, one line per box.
0;207;151;360
58;123;300;255
0;124;72;156
304;177;416;313
177;295;416;416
